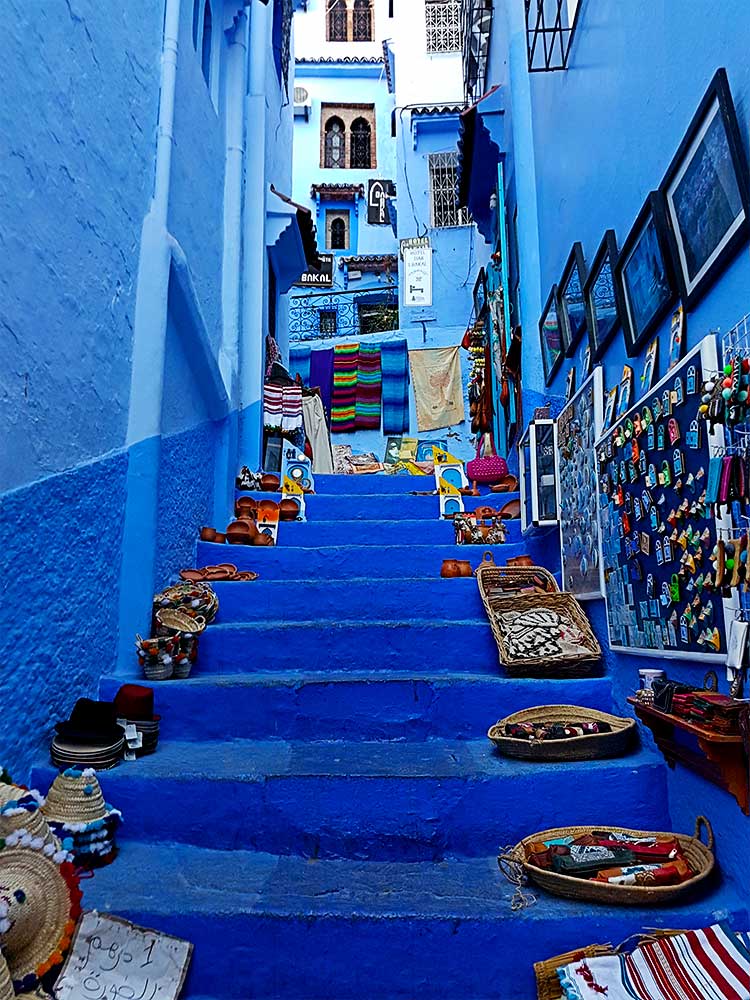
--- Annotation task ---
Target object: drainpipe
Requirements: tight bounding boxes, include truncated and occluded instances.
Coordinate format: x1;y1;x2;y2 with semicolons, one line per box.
239;0;272;466
116;0;181;670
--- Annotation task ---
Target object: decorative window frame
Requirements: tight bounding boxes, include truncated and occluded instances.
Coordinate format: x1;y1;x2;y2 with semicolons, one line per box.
425;0;462;54
428;151;471;228
326;0;374;42
320;104;377;169
326;210;351;251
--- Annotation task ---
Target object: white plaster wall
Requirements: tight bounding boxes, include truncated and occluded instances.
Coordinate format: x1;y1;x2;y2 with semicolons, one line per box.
391;0;463;108
295;0;393;58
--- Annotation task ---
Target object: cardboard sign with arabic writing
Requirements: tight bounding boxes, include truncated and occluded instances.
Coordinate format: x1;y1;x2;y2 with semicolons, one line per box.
55;911;193;1000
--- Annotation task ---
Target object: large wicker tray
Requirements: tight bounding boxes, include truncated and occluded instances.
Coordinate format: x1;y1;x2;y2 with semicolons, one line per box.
505;818;715;907
488;705;636;761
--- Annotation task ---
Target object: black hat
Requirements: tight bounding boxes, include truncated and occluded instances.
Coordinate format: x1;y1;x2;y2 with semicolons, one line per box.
54;698;125;747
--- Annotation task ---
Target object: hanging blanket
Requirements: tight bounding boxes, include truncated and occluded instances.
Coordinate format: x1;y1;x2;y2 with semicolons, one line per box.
408;345;465;432
310;348;335;421
281;384;303;433
381;338;410;435
289;346;312;386
331;342;359;432
355;343;382;430
558;924;750;1000
263;384;283;430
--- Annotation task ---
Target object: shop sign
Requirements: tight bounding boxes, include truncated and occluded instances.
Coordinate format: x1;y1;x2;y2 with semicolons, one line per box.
294;253;334;288
367;179;394;225
401;238;432;307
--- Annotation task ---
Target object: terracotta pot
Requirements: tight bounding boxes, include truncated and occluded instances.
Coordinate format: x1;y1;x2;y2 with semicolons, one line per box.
260;474;280;492
226;520;255;542
235;517;259;539
214;533;226;544
441;560;461;579
253;532;274;546
456;560;473;577
200;527;217;542
227;534;251;545
507;554;534;568
279;498;300;522
236;497;258;517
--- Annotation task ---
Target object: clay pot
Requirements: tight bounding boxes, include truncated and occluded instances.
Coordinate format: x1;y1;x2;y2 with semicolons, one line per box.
236;517;259;540
260;474;280;492
279;498;300;522
253;532;274;546
214;533;226;544
236;497;258;518
456;560;473;577
200;527;217;542
441;560;461;579
507;555;534;568
226;520;255;545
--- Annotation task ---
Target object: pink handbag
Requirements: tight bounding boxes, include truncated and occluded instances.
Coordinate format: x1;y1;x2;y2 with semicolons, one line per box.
466;433;508;484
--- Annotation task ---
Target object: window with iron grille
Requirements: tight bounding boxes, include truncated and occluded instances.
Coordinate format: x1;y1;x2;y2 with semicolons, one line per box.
324;116;346;169
326;211;350;250
350;118;372;169
428;152;470;228
327;0;348;41
319;310;338;335
358;303;399;335
525;0;582;71
425;0;461;53
352;0;372;40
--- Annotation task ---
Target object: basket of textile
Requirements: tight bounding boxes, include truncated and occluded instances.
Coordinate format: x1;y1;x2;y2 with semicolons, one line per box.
153;582;218;625
136;634;178;681
534;942;616;1000
488;706;636;762
476;561;559;601
504;817;715;907
483;592;601;677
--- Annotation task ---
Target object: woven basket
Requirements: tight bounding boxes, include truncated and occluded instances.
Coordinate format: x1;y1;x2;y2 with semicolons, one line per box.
154;582;218;624
507;817;715;906
481;591;601;677
143;661;174;681
476;561;559;597
154;608;206;636
488;706;636;761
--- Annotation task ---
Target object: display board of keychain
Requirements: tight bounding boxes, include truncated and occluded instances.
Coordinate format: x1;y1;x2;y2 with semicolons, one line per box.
595;334;732;662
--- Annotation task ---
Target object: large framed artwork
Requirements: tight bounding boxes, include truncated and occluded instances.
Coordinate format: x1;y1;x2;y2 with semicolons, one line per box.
584;230;626;361
558;242;588;358
555;366;605;600
595;334;733;662
660;68;750;310
539;285;563;387
615;192;676;357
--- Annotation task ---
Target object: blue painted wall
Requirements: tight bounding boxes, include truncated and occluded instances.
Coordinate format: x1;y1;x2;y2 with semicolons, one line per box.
487;0;750;893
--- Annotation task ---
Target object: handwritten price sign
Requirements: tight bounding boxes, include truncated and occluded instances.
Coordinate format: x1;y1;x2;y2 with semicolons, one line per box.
55;912;193;1000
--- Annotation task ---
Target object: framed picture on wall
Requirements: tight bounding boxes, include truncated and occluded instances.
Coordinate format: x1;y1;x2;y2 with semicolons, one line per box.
539;285;564;387
615;192;676;357
584;230;626;361
659;68;750;310
558;242;588;357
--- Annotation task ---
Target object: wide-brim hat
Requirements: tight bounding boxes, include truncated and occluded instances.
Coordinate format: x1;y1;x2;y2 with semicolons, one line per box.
42;771;120;830
50;738;123;771
0;836;81;992
0;949;13;1000
0;786;59;853
113;684;159;723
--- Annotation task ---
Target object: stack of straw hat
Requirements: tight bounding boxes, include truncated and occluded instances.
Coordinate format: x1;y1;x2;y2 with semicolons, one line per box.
0;832;82;994
0;785;60;855
42;770;121;869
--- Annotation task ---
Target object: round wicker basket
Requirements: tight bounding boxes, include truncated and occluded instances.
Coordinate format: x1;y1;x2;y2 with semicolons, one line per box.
506;817;715;906
488;706;636;761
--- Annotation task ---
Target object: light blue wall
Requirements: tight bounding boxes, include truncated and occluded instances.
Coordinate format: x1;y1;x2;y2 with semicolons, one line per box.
490;0;750;893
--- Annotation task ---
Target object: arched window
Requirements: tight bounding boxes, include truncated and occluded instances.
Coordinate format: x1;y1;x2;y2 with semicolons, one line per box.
324;116;346;169
330;218;347;250
200;0;212;85
327;0;348;41
350;117;371;169
352;0;372;41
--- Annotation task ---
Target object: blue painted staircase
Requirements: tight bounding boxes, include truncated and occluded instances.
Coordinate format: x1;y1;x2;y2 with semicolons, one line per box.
33;475;748;999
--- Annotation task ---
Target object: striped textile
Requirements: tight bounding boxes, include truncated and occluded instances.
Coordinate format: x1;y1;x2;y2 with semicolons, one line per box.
331;342;359;433
281;384;303;433
263;384;283;430
355;343;382;430
289;347;312;386
381;338;410;435
558;924;750;1000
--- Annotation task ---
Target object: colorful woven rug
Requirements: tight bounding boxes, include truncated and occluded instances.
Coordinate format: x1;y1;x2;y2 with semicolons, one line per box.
331;343;359;433
381;339;410;435
355;344;382;430
310;348;334;420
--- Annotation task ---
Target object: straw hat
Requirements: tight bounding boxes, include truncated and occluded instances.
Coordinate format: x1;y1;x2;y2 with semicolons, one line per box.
0;835;81;992
0;786;59;853
0;950;12;1000
42;770;113;829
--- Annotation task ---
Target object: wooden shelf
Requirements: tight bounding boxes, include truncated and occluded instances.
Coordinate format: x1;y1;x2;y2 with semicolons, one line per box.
627;697;749;815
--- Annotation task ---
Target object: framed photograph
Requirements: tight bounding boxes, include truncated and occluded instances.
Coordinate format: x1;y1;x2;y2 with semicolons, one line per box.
640;337;659;392
668;306;686;370
584;230;626;361
473;267;488;320
602;385;619;431
558;242;588;357
616;365;634;417
539;285;563;387
615;192;676;356
565;367;577;402
660;68;750;310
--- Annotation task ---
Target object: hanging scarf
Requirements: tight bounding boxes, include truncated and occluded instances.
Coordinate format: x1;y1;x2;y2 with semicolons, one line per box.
331;342;359;432
381;338;410;435
355;343;382;430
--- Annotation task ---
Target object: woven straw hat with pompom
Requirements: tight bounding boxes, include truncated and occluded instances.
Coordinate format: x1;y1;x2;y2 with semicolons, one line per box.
0;785;59;854
0;948;13;1000
0;833;82;993
41;770;115;829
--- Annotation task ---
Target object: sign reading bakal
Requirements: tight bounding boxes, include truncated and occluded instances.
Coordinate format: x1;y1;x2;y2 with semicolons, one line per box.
294;253;334;288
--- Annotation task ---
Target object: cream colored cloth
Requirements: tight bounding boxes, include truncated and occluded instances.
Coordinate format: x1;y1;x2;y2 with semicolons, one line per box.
302;394;334;474
408;346;465;432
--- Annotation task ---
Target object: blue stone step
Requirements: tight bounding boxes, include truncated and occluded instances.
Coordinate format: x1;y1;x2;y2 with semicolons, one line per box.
195;541;555;580
268;519;522;547
84;841;748;1000
32;741;668;860
210;578;490;623
301;473;441;494
99;672;616;742
236;489;519;521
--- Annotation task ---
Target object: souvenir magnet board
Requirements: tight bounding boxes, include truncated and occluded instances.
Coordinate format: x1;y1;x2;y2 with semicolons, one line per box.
555;365;605;600
595;333;732;662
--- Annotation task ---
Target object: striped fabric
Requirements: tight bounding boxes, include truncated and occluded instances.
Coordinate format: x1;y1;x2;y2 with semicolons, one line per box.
355;343;382;430
331;342;359;432
381;338;410;435
558;923;750;1000
289;346;312;386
